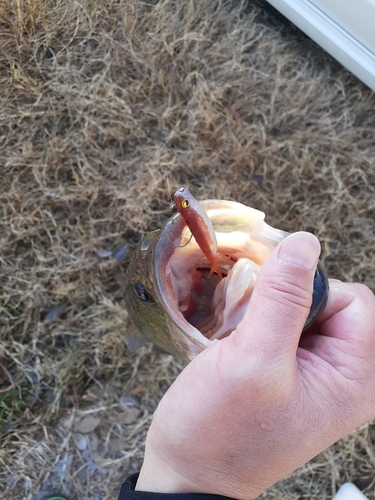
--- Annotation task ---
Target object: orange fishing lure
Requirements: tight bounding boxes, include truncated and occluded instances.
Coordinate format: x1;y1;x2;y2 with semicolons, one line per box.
173;187;222;279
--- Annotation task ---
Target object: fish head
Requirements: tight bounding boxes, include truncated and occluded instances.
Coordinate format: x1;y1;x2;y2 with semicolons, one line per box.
124;200;328;360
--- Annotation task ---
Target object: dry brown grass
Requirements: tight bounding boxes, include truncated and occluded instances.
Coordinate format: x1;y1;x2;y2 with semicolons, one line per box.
1;0;375;498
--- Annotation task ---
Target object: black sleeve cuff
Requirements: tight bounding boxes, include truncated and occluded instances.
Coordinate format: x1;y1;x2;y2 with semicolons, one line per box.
117;473;236;500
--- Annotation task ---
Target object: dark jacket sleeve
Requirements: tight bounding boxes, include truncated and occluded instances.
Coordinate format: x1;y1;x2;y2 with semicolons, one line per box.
118;473;236;500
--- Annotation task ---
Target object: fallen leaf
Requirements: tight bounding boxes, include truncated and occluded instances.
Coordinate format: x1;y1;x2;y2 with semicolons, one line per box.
116;408;140;424
109;437;127;452
92;452;107;467
86;432;99;451
44;304;64;322
111;244;128;262
131;385;144;395
74;415;100;433
55;454;74;480
118;396;138;410
73;433;87;451
97;249;112;258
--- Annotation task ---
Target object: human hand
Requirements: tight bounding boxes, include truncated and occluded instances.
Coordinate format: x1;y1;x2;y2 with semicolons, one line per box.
136;232;375;499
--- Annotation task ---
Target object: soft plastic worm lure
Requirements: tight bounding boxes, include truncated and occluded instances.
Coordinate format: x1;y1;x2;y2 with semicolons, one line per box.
173;187;222;279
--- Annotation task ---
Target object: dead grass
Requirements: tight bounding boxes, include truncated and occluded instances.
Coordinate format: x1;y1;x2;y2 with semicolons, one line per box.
1;0;375;498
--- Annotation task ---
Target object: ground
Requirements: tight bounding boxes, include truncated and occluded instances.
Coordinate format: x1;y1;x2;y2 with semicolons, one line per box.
1;0;375;498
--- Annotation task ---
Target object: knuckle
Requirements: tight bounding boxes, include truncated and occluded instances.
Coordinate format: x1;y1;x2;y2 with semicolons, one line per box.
352;283;375;303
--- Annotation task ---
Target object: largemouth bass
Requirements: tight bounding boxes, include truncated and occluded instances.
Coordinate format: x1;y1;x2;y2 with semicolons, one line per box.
124;197;328;360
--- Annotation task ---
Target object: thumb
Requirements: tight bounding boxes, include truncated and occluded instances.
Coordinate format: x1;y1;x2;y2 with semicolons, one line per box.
232;232;321;365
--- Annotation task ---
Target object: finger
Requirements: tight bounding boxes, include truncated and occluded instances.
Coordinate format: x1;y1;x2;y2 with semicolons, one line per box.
298;283;375;381
320;282;375;346
304;281;354;333
300;282;375;353
309;281;374;338
231;232;320;365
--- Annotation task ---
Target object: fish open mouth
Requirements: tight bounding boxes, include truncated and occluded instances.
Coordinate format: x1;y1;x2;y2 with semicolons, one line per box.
156;200;290;344
126;199;328;359
168;232;262;341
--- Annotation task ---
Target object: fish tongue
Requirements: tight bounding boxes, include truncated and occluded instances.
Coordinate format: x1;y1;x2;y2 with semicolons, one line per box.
184;268;219;326
198;258;260;340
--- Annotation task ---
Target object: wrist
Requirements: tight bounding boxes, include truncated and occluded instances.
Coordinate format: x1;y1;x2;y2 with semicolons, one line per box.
136;440;261;500
136;445;197;494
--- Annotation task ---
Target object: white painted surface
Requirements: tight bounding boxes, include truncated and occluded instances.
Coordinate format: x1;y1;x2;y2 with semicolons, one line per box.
332;482;369;500
311;0;375;53
265;0;375;92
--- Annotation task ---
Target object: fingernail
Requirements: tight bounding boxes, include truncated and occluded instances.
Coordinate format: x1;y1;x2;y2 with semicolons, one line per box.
277;232;320;270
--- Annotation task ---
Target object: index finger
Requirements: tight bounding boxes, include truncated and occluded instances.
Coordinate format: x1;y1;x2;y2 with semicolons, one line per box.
311;281;374;329
303;281;375;353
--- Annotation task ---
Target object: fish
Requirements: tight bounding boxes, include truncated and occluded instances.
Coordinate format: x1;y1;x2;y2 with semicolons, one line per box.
124;196;329;361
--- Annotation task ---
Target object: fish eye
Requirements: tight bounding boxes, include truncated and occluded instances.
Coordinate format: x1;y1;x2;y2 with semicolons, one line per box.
133;283;154;302
181;199;190;208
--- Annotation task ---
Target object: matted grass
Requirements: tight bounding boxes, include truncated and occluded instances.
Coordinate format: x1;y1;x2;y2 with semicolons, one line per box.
1;0;375;498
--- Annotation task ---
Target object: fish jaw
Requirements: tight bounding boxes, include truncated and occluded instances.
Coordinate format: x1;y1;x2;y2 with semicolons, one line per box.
125;200;329;361
153;213;214;358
